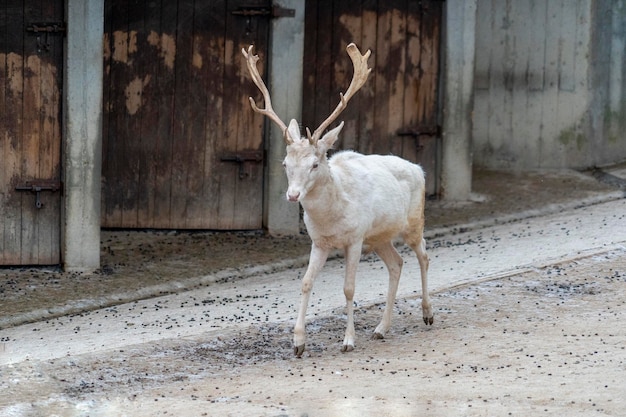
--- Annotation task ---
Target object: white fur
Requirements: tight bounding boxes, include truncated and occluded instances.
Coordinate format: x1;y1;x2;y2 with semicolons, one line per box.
284;120;433;357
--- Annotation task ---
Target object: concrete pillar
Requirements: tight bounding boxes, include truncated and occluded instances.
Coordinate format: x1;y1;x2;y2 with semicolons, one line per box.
264;0;305;235
441;0;476;200
62;0;104;272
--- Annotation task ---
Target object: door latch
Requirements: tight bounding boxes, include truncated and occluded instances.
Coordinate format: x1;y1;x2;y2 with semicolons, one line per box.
26;22;66;53
15;180;62;209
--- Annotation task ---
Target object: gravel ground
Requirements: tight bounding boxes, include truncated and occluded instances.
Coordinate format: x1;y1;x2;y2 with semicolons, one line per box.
0;168;621;326
1;248;624;416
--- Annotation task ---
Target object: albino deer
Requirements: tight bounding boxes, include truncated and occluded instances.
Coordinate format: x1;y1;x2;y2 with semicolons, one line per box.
242;43;432;357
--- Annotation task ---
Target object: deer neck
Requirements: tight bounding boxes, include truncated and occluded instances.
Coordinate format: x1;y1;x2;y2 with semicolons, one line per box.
299;165;345;222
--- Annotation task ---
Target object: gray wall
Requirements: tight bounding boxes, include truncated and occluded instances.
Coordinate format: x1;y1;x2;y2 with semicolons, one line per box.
473;0;626;170
63;0;103;272
441;0;476;200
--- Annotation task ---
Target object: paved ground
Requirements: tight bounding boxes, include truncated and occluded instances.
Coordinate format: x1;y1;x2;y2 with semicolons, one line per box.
0;167;625;416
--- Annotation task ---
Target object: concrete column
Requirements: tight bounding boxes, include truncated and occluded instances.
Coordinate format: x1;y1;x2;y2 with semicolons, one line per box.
264;0;305;235
441;0;476;200
62;0;104;272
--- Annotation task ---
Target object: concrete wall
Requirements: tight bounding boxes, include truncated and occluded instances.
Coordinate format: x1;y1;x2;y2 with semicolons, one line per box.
441;0;477;200
63;0;103;272
473;0;626;170
264;0;305;236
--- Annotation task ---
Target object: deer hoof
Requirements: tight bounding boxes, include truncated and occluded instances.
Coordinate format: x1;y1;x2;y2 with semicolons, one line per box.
341;344;355;353
372;332;384;340
424;316;434;325
294;344;305;358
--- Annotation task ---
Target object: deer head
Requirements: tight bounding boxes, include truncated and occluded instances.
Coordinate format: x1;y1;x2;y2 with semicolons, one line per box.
242;43;372;201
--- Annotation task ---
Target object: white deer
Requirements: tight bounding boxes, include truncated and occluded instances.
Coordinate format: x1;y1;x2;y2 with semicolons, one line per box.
242;43;432;357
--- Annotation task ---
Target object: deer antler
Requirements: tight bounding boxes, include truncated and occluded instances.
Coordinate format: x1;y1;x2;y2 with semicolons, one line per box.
308;43;372;145
242;45;291;144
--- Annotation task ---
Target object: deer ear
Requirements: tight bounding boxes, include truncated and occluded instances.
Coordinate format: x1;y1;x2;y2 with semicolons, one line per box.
287;119;302;143
318;121;344;151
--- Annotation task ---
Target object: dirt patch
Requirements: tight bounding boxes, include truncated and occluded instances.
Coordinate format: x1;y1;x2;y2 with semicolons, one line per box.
1;249;624;416
0;169;618;324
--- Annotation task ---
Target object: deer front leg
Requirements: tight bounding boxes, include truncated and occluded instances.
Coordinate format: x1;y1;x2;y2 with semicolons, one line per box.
341;241;363;352
294;243;329;357
372;241;403;339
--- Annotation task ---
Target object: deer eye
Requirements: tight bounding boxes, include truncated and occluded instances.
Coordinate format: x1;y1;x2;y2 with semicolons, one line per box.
312;162;319;170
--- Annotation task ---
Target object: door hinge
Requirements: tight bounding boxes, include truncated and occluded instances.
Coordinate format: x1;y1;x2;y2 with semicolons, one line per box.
232;5;295;18
15;180;62;209
220;150;264;179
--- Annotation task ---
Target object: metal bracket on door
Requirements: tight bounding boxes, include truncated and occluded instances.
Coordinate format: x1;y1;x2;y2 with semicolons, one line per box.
15;180;62;209
220;150;264;179
231;6;295;18
396;125;442;151
26;22;66;53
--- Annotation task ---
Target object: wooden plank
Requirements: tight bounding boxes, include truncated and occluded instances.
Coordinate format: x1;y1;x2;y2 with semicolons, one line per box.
415;0;441;194
150;0;178;228
413;0;440;130
102;0;131;227
359;0;378;155
402;0;422;160
228;0;268;229
37;0;63;263
200;0;227;229
20;2;43;264
333;0;362;150
136;0;162;228
301;0;318;132
1;1;25;264
181;0;213;229
372;2;392;155
169;0;196;228
311;0;334;133
387;0;406;158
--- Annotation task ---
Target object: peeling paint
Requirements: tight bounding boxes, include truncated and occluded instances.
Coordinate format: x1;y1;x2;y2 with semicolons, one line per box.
1;53;24;95
112;30;138;64
147;31;176;70
193;50;203;69
125;75;151;115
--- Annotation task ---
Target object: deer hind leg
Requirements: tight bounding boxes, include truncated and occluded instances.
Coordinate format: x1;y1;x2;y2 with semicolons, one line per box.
406;236;433;325
372;241;403;339
294;243;329;357
404;210;433;326
341;241;363;352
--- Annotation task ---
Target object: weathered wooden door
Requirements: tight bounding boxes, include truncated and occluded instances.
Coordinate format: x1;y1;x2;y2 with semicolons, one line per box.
0;1;64;265
303;0;442;196
102;0;270;229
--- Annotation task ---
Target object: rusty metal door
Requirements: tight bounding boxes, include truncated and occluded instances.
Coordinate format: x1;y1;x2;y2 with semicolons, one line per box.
303;0;443;196
102;0;271;229
0;1;64;265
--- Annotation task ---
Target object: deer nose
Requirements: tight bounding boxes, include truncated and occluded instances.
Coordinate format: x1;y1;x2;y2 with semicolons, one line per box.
287;191;300;202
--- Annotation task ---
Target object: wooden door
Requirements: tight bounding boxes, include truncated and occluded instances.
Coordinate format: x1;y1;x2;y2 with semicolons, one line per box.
0;1;64;265
102;0;270;229
303;0;443;196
